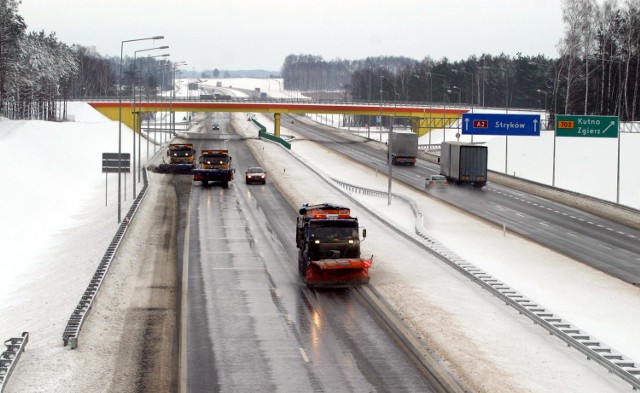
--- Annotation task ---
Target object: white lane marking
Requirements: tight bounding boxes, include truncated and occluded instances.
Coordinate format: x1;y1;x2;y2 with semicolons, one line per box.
299;348;310;363
567;232;578;237
539;222;550;227
180;190;193;393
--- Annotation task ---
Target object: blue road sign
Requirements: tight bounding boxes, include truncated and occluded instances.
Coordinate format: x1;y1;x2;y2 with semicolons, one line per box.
462;113;541;136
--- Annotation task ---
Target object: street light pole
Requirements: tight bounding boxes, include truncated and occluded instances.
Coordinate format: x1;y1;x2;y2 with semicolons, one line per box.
453;69;474;111
137;53;169;182
132;46;168;196
171;62;187;138
448;86;461;105
379;75;384;142
504;68;509;174
118;35;163;223
505;69;509;113
388;92;400;206
426;72;445;146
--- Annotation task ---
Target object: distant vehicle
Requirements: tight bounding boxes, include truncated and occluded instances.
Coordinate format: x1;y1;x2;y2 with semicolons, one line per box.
212;123;220;130
440;141;488;188
245;166;266;184
390;131;419;165
425;174;448;188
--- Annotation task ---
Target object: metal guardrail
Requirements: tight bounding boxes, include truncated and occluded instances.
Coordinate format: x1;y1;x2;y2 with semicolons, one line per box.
62;169;150;349
0;332;29;392
332;178;640;390
249;116;292;149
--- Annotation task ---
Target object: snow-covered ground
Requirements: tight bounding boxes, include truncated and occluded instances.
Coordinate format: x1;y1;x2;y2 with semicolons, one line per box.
1;79;639;392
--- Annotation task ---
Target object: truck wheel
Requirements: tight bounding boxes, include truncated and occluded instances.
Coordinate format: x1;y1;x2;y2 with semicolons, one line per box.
222;181;229;188
202;180;208;187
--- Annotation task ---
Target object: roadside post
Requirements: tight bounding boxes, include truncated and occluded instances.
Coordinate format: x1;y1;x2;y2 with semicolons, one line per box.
102;153;131;208
555;115;619;200
462;113;541;175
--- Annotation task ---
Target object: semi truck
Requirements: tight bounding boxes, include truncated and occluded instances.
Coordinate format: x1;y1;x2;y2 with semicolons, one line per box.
192;149;234;187
158;143;196;173
296;203;372;288
439;141;488;188
390;131;419;165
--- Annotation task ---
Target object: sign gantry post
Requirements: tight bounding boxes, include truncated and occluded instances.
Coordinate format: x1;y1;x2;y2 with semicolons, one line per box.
462;113;541;175
555;115;620;202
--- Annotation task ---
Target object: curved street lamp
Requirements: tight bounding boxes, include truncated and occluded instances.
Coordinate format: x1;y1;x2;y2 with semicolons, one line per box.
131;46;169;196
135;53;170;181
117;35;164;223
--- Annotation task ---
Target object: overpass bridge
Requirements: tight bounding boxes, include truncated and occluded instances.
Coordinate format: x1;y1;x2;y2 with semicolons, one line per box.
87;98;468;137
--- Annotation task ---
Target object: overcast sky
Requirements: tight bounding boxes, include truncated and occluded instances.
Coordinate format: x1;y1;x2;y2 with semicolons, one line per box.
18;0;566;72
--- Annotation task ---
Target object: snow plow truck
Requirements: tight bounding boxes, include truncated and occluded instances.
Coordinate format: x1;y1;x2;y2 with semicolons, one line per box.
296;203;372;288
192;149;234;187
158;143;196;174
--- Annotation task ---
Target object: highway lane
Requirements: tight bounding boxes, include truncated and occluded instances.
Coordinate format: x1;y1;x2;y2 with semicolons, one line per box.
285;114;640;285
178;116;445;392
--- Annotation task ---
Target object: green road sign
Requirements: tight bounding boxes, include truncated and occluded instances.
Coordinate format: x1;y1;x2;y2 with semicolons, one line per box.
555;115;619;138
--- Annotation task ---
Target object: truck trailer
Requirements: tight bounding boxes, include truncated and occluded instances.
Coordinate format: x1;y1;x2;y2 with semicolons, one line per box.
390;131;419;165
192;149;234;187
296;203;372;288
440;141;488;188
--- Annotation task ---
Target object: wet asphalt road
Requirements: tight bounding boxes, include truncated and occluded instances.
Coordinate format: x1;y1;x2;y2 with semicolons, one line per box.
179;117;442;392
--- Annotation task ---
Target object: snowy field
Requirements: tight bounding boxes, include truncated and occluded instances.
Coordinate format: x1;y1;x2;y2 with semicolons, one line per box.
0;78;639;392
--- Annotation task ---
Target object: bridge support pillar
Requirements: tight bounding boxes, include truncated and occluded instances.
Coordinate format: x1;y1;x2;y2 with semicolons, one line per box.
273;113;281;137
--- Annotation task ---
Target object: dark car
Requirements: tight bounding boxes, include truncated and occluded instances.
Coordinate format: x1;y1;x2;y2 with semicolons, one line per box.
245;166;266;184
212;123;220;130
425;174;448;189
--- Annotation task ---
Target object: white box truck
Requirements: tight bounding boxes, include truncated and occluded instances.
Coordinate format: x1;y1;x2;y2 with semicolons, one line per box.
440;141;488;188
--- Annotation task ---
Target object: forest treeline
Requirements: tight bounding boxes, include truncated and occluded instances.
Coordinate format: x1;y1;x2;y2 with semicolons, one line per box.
0;0;170;121
1;0;638;122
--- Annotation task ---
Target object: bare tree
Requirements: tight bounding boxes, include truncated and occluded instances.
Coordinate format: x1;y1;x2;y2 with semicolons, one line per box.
580;0;599;114
0;0;25;115
560;0;584;114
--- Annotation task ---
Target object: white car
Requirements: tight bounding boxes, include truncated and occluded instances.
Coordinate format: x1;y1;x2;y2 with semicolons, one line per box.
425;174;448;188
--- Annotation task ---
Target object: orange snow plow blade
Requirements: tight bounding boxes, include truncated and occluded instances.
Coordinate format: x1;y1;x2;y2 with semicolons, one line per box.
305;258;372;288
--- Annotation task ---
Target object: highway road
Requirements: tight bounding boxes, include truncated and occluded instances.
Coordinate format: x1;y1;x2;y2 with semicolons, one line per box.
284;114;640;285
175;115;448;392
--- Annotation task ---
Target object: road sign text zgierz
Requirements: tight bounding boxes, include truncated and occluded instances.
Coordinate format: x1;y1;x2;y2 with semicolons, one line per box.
555;115;619;138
